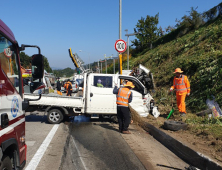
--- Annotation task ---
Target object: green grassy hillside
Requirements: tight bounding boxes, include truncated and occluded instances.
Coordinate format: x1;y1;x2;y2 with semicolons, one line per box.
128;16;222;113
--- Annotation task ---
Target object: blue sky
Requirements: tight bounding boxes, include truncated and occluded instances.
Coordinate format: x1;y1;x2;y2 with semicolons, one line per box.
1;0;221;69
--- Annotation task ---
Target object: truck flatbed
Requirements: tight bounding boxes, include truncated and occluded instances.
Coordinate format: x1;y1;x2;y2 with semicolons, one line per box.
24;93;83;108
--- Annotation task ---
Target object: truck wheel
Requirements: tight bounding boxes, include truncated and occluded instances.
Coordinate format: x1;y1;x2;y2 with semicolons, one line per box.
0;156;12;170
47;109;64;124
164;120;187;131
110;116;118;123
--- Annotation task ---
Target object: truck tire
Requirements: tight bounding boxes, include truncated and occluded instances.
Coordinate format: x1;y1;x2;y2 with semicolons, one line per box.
0;156;12;170
164;120;187;131
110;115;118;123
47;109;64;124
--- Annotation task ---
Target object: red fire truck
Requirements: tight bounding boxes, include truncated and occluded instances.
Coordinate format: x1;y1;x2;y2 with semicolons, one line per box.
0;19;44;169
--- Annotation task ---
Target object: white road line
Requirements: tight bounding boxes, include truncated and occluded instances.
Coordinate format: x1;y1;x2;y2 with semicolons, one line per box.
71;136;88;170
25;124;59;170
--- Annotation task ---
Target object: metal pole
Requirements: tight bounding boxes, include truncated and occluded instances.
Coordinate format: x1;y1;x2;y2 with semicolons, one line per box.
113;58;115;74
119;0;122;39
127;35;129;70
119;0;122;75
104;54;107;74
89;56;90;70
106;59;107;74
125;32;141;71
101;62;102;73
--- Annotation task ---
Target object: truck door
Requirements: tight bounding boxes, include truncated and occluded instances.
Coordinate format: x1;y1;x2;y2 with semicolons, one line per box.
86;74;116;114
118;75;147;95
0;34;25;158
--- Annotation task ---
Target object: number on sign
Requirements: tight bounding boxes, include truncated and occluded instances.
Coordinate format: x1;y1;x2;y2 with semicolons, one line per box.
117;42;125;50
115;39;127;53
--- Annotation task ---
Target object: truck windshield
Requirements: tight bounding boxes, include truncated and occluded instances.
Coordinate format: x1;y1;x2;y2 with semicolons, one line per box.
0;33;21;94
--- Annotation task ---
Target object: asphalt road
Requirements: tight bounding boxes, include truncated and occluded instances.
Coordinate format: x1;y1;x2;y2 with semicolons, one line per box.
23;90;188;170
60;116;189;170
24;112;68;170
61;118;146;170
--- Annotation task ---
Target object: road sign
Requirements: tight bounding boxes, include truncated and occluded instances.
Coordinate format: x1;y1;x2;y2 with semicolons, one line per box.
115;39;127;53
4;48;12;58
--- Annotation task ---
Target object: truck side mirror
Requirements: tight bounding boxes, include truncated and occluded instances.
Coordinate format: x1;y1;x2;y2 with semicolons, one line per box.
30;82;45;93
32;54;44;79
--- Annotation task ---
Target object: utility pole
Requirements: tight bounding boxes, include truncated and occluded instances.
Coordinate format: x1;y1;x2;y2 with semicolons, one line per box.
125;31;141;70
113;58;116;74
119;0;122;40
100;60;102;73
119;0;122;75
125;29;129;70
104;54;107;74
113;56;118;74
112;54;115;74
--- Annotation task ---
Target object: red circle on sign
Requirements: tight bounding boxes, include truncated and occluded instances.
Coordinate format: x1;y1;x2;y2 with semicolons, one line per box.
115;39;127;53
4;48;12;58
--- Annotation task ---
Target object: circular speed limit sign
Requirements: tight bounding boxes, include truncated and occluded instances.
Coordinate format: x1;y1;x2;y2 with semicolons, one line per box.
115;39;127;53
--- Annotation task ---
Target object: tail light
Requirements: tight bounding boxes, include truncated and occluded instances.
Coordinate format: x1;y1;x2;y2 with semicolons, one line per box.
76;84;77;88
20;136;25;143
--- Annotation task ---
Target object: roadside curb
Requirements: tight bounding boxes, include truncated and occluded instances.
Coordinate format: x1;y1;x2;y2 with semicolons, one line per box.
142;121;222;170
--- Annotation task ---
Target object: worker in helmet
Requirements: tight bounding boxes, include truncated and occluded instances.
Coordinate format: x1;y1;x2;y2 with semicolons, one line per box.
64;79;72;96
170;68;190;116
113;81;135;134
97;79;103;87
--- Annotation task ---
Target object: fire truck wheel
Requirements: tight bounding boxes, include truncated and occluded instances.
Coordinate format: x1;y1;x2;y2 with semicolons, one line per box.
47;109;64;124
0;156;12;170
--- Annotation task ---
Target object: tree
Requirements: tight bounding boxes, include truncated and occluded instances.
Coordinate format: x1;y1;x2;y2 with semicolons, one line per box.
132;13;160;49
20;52;31;68
53;67;75;77
20;52;52;73
176;7;203;30
44;56;52;73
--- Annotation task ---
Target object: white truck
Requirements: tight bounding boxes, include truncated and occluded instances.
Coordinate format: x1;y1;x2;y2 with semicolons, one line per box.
24;65;157;124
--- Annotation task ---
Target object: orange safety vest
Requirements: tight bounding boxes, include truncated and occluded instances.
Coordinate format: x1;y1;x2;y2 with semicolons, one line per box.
116;87;131;107
172;75;190;94
64;82;72;91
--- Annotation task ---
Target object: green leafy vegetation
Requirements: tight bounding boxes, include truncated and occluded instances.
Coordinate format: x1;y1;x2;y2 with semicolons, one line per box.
130;15;222;112
53;67;76;78
185;115;222;140
20;52;52;73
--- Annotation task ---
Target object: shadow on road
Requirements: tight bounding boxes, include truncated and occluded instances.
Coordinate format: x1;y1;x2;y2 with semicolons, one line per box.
25;113;48;123
98;123;119;132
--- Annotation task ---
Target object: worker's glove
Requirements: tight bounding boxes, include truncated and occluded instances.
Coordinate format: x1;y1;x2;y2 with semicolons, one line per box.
170;88;173;92
187;93;190;96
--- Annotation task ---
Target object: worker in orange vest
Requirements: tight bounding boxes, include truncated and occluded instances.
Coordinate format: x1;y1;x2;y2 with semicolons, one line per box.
113;81;135;134
170;68;190;116
64;79;72;96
